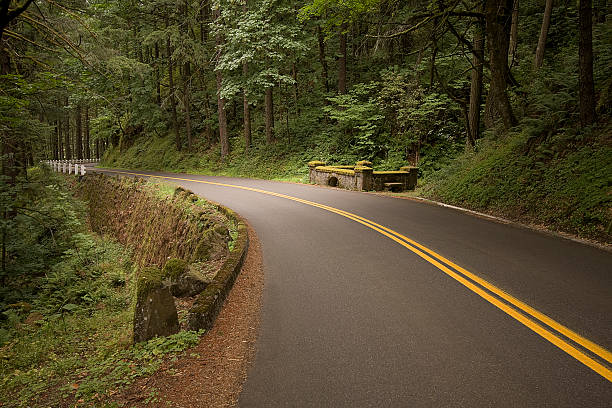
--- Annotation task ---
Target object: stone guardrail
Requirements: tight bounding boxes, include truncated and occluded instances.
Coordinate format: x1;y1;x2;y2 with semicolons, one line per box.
187;206;249;332
41;159;98;176
308;160;418;192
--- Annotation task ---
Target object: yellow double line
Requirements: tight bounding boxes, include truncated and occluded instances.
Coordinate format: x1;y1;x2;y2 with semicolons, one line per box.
98;168;612;381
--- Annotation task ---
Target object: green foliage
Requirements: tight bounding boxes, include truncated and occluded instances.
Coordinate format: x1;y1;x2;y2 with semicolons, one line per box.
421;123;612;241
215;0;308;101
324;83;385;157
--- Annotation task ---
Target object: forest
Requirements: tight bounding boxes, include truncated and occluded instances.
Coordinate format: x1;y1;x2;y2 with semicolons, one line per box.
2;0;610;243
0;1;610;405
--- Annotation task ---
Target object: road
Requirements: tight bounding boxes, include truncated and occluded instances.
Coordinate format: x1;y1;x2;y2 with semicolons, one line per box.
92;167;612;407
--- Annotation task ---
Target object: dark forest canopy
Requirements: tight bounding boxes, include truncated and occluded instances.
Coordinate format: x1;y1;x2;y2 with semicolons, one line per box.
1;0;609;165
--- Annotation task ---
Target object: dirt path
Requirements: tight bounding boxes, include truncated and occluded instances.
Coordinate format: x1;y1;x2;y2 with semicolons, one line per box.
116;223;263;407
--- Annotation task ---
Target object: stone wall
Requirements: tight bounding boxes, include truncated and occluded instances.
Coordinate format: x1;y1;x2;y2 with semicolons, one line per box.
308;161;417;192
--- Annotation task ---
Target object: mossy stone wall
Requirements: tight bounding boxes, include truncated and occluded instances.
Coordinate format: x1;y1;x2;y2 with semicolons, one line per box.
78;174;230;267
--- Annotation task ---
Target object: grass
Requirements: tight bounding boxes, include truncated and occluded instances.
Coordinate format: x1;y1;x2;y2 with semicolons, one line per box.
419;124;612;242
103;135;310;183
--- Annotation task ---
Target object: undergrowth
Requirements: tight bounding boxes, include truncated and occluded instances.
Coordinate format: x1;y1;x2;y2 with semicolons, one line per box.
419;123;612;242
0;169;204;407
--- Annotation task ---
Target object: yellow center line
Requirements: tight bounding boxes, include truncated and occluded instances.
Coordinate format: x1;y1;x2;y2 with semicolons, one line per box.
97;168;612;381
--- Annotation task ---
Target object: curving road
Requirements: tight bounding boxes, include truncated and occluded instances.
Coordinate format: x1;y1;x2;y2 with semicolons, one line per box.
92;167;612;407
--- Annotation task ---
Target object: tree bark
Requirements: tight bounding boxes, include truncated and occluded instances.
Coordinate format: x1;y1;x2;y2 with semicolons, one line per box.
58;118;64;160
183;62;192;150
265;87;274;143
534;0;553;69
204;92;213;145
214;6;229;158
468;17;484;147
75;104;82;159
167;18;181;151
154;42;161;106
292;62;299;116
338;24;347;94
243;63;251;150
84;106;91;159
509;0;519;66
317;24;329;93
64;97;72;160
484;0;517;129
579;0;596;126
53;121;59;159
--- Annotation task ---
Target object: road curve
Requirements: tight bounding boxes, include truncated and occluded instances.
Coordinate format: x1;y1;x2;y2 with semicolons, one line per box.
92;167;612;407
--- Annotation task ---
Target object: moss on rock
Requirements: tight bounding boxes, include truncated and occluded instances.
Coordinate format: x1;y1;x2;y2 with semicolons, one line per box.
162;258;188;280
136;266;164;302
308;160;326;167
356;160;373;167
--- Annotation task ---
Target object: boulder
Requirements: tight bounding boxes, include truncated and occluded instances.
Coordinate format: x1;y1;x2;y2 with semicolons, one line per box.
133;267;179;343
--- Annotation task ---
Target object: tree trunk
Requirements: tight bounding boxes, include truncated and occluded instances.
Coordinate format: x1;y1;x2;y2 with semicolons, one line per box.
58;118;63;159
509;0;519;66
53;122;59;159
317;24;329;93
84;106;90;159
468;17;484;147
243;63;251;150
154;42;161;106
579;0;595;126
534;0;553;69
64;97;72;160
167;19;181;151
265;87;274;143
292;62;299;116
95;138;100;160
75;104;82;159
204;92;213;145
183;62;192;150
484;0;517;129
214;7;229;158
338;24;347;94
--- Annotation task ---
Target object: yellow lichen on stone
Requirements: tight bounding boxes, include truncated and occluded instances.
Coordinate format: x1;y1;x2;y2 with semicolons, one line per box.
316;166;355;175
308;160;326;167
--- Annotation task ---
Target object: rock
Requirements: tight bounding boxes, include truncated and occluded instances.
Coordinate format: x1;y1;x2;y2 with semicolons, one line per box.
133;267;179;343
162;258;210;297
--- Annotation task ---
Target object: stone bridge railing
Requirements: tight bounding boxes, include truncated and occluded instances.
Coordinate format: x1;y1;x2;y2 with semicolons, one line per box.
308;160;418;192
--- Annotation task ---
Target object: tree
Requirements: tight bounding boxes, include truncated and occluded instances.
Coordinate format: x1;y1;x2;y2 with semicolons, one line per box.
213;3;229;158
533;0;553;69
468;14;484;147
0;0;35;41
578;0;595;126
484;0;517;129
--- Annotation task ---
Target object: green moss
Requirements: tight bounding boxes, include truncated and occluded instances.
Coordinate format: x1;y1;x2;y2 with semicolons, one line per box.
162;258;188;280
373;171;408;174
354;166;372;172
308;160;326;167
400;166;418;172
316;166;355;175
356;160;373;167
136;267;164;302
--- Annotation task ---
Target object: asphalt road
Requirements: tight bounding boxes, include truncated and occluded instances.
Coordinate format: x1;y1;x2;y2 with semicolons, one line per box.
92;167;612;407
